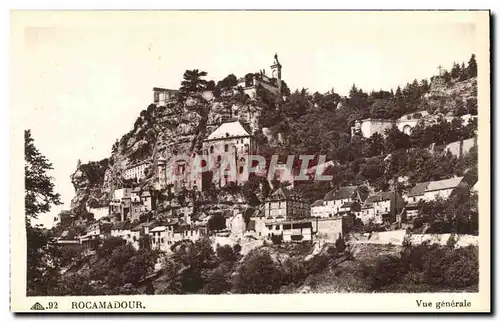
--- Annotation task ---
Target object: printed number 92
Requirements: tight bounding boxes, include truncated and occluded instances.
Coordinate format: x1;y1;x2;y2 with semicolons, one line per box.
47;302;58;309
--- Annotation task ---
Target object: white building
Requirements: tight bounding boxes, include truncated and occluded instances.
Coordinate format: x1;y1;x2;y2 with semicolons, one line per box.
360;191;405;225
202;121;256;188
311;199;330;218
153;87;179;106
124;162;149;181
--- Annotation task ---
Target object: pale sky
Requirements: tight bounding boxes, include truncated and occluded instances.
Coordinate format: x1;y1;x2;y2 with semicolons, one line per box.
12;11;481;227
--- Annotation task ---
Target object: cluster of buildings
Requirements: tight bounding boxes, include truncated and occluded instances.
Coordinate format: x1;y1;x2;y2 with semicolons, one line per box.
56;53;477;257
309;175;471;227
351;110;477;138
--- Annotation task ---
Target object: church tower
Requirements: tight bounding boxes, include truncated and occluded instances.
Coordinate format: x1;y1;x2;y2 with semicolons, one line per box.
271;53;282;94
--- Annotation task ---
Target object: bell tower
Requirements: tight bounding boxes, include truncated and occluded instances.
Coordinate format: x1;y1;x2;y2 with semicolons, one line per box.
270;53;282;94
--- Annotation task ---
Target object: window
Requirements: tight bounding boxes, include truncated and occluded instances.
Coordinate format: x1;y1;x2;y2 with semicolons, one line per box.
210;146;214;154
413;197;416;202
385;207;388;212
224;144;229;152
275;225;280;230
217;155;222;162
161;238;164;243
239;166;244;174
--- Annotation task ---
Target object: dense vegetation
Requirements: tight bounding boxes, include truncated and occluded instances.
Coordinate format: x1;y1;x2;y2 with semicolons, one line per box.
364;238;478;292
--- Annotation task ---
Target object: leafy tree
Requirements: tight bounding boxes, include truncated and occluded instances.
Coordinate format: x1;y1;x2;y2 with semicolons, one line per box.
450;62;461;79
25;130;62;225
207;214;226;230
384;126;410;152
25;130;64;295
467;54;477;78
364;132;385;157
180;69;208;95
217;74;238;89
234;250;283;293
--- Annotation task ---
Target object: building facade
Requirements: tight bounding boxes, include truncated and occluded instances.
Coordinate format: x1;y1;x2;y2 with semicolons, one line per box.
124;161;149;181
263;188;310;221
202;121;256;188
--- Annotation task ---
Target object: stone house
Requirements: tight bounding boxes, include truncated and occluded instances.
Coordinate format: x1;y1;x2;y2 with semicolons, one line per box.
202;121;257;188
320;185;368;218
360;191;405;225
263;188;310;222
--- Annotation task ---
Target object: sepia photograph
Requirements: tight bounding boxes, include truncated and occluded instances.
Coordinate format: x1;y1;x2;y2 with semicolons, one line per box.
10;10;490;312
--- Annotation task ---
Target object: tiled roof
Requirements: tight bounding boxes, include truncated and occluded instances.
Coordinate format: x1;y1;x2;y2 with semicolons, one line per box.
311;199;324;207
341;201;355;208
324;186;358;201
111;221;129;230
362;191;394;208
205;121;250;141
425;177;464;192
407;182;429;197
150;226;166;232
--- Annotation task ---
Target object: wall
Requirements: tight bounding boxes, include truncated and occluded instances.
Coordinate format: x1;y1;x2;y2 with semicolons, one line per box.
311;204;331;218
113;188;131;200
312;217;343;241
410;233;478;247
203;136;255;187
360;119;394;138
423;188;453;201
282;227;313;242
229;213;246;237
396;119;419;134
86;206;109;220
444;138;476;158
358;207;375;224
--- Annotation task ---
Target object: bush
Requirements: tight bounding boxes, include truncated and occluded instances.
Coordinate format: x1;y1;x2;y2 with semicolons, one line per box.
234;250;283;294
335;235;346;252
282;258;308;286
443;246;478;288
368;255;404;290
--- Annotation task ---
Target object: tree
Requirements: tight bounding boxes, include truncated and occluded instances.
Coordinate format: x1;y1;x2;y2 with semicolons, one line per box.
384;126;410;152
365;132;385;157
450;62;461;79
467;54;477;78
25;130;64;295
207;213;226;231
180;69;208;95
234;250;283;293
25;130;62;225
217;74;238;89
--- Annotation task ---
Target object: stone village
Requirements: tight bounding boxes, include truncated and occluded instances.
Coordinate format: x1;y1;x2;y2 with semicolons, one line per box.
56;54;478;260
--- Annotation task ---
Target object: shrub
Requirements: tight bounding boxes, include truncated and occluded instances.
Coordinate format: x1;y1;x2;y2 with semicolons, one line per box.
307;254;330;275
234;250;283;294
443;246;478;288
335;235;346;252
368;255;404;290
282;258;308;286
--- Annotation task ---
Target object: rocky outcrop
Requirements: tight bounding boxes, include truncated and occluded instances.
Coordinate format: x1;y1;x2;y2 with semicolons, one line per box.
68;87;275;217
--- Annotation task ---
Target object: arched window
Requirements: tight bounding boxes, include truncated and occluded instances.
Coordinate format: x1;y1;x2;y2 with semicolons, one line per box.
210;146;214;154
239;166;244;174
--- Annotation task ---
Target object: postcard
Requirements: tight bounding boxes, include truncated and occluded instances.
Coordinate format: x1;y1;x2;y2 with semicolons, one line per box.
10;10;490;313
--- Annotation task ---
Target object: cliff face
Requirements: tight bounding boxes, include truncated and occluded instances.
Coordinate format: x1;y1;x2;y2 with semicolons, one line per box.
424;77;477;116
69;88;276;216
